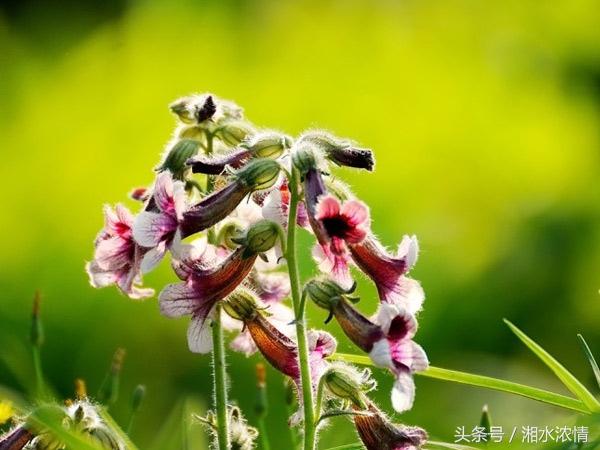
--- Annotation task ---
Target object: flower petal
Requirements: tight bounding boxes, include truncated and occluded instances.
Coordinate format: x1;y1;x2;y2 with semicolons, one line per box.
133;211;177;248
94;236;132;271
153;172;175;214
315;195;341;220
159;282;198;317
397;235;419;270
340;199;370;228
230;329;258;356
391;371;416;413
187;314;214;354
372;304;418;340
140;241;167;273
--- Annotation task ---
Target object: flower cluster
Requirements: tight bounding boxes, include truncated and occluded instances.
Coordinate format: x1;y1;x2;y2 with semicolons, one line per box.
87;93;428;449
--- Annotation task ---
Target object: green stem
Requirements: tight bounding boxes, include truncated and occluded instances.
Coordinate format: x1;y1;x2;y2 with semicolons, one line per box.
212;305;230;450
286;167;316;450
314;374;326;422
257;418;271;450
32;346;44;398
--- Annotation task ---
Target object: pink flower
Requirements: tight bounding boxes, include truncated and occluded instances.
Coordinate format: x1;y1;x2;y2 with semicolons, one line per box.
159;243;260;353
312;195;370;288
262;181;309;230
349;235;424;314
354;402;427;450
308;280;427;412
133;172;186;270
86;204;154;300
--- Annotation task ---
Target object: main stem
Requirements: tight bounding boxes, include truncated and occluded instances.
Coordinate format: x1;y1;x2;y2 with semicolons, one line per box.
286;167;316;450
212;305;230;450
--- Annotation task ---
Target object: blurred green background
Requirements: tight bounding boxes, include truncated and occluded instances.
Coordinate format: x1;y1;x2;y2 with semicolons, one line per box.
1;0;600;448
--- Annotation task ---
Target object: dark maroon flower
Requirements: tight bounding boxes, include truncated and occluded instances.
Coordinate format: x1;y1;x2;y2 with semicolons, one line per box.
0;426;34;450
180;159;281;238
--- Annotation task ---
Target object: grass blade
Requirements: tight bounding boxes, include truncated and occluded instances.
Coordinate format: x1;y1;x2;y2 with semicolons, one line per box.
330;353;590;414
323;445;364;450
97;406;140;450
577;334;600;390
504;319;600;412
427;441;479;450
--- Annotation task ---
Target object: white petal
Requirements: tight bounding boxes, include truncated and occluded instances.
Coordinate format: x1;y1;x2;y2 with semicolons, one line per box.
397;235;419;269
140;241;167;273
159;282;198;317
133;211;175;248
369;338;393;369
187;315;214;354
230;330;258;356
391;371;416;413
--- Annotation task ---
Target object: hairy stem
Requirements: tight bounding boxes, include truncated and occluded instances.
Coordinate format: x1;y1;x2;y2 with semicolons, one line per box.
212;305;230;450
286;167;316;450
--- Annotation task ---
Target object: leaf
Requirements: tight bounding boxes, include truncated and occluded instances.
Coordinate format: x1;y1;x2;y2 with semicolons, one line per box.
426;441;479;450
577;334;600;390
330;353;590;414
322;444;364;450
504;319;600;412
97;406;140;450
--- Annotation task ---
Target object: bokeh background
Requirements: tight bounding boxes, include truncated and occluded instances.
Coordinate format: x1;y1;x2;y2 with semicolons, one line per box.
1;0;600;448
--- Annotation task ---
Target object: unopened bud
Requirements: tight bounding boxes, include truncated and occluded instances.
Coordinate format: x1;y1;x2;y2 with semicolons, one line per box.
305;278;358;311
30;291;44;348
170;94;217;124
158;139;200;178
235;158;281;191
89;427;122;450
131;385;146;413
223;290;259;321
323;366;374;409
301;131;375;171
291;145;317;176
239;220;281;257
242;132;292;159
129;187;149;202
99;348;126;405
75;379;87;400
215;121;254;146
255;363;268;418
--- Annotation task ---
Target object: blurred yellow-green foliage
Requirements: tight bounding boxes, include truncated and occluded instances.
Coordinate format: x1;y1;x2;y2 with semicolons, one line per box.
1;0;600;448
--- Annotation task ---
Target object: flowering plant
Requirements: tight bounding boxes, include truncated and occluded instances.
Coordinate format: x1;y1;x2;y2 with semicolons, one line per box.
3;93;599;450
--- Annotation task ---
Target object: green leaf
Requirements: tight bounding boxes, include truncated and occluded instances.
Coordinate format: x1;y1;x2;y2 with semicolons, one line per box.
577;334;600;390
330;353;590;414
504;319;600;412
97;406;140;450
426;441;479;450
322;444;364;450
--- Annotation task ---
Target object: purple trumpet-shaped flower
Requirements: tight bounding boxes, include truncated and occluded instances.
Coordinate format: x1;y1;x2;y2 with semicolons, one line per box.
180;159;281;237
354;402;427;450
159;221;280;353
307;279;428;412
299;131;375;171
187;132;291;175
223;291;336;388
86;204;154;300
133;172;186;270
349;234;424;314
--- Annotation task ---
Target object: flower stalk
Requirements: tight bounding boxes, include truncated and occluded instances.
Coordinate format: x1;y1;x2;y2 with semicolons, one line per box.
286;167;316;450
212;304;230;450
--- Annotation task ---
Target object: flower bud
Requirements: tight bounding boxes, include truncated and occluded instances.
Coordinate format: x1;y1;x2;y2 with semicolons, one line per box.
242;132;292;159
223;290;260;321
301;131;374;171
235;159;281;191
323;365;375;409
215;121;255;147
169;98;196;124
291;145;317;177
305;278;358;311
158;139;200;178
239;220;281;257
30;291;44;348
170;94;217;124
131;385;146;413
